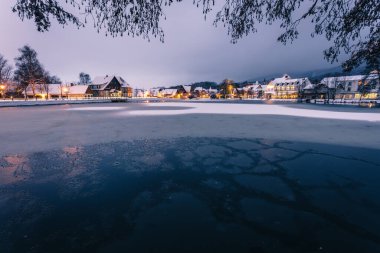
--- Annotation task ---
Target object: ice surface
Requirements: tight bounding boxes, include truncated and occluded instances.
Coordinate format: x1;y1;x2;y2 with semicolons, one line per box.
125;102;380;122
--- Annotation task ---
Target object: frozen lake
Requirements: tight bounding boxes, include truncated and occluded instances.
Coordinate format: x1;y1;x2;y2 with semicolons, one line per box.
1;102;380;252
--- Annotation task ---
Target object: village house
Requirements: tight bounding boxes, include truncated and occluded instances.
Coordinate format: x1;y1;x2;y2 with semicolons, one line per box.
176;85;191;98
302;82;317;100
134;89;150;97
148;88;162;97
160;89;178;98
25;84;93;99
90;75;133;97
320;71;380;100
193;87;210;98
265;74;313;99
208;87;218;95
242;82;266;98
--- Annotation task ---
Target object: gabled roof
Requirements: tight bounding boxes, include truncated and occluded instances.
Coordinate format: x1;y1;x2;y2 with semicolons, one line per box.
92;75;130;90
303;83;315;90
267;74;312;88
243;84;263;91
182;85;192;93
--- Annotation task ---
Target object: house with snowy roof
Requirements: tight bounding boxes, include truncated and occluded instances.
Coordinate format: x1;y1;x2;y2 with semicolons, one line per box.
182;85;192;94
265;74;314;99
25;84;93;99
193;87;211;98
149;88;163;97
134;89;150;97
90;75;132;97
241;82;266;98
175;85;192;98
160;89;178;98
320;71;379;100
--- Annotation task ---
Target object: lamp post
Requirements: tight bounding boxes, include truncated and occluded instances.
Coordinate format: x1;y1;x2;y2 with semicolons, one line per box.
62;87;69;100
0;84;5;100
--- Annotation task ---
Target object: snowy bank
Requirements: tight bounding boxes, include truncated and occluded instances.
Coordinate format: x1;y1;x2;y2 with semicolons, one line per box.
123;102;380;122
0;99;111;107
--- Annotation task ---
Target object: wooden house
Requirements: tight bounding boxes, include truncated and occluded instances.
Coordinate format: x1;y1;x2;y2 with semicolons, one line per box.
90;75;132;97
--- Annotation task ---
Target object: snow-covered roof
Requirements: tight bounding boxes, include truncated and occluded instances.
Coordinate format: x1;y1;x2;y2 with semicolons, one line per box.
321;75;364;84
272;74;291;83
321;73;379;88
194;87;206;92
182;85;192;93
69;85;90;94
273;78;309;85
244;84;264;91
92;75;130;90
25;84;90;95
243;85;254;91
267;74;312;88
161;89;178;96
303;83;315;90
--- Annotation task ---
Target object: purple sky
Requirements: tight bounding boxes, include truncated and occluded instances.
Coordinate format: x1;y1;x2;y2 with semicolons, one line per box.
0;1;344;88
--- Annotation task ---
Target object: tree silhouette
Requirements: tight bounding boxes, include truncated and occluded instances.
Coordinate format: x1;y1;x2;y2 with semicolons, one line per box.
12;0;379;72
0;54;13;85
14;45;60;99
14;45;44;99
79;72;91;84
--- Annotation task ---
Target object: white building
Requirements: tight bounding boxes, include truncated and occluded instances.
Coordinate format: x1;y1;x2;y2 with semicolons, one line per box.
160;89;178;98
320;71;380;100
90;75;132;97
265;74;313;99
135;89;150;97
25;84;93;99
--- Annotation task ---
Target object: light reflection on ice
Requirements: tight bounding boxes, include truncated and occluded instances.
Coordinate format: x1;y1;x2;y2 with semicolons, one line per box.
67;107;124;111
0;155;30;184
123;102;380;122
63;146;83;155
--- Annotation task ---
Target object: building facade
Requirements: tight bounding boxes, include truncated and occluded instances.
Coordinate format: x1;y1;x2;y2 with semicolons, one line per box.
25;84;93;99
265;74;313;99
320;71;380;100
90;75;133;97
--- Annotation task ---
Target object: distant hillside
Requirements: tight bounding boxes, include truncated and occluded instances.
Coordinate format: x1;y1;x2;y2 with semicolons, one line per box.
169;81;218;90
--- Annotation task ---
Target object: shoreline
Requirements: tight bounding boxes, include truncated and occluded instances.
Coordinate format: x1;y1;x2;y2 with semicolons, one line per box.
0;97;379;108
0;99;113;107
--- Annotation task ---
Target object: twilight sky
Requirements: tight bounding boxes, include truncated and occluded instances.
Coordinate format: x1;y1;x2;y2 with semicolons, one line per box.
0;1;343;88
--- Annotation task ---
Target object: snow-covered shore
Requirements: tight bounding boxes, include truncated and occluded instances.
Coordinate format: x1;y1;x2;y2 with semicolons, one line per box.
123;102;380;122
0;99;111;107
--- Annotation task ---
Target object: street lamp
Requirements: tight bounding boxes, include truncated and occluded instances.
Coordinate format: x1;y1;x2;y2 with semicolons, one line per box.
62;87;69;99
0;84;6;100
63;87;69;100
